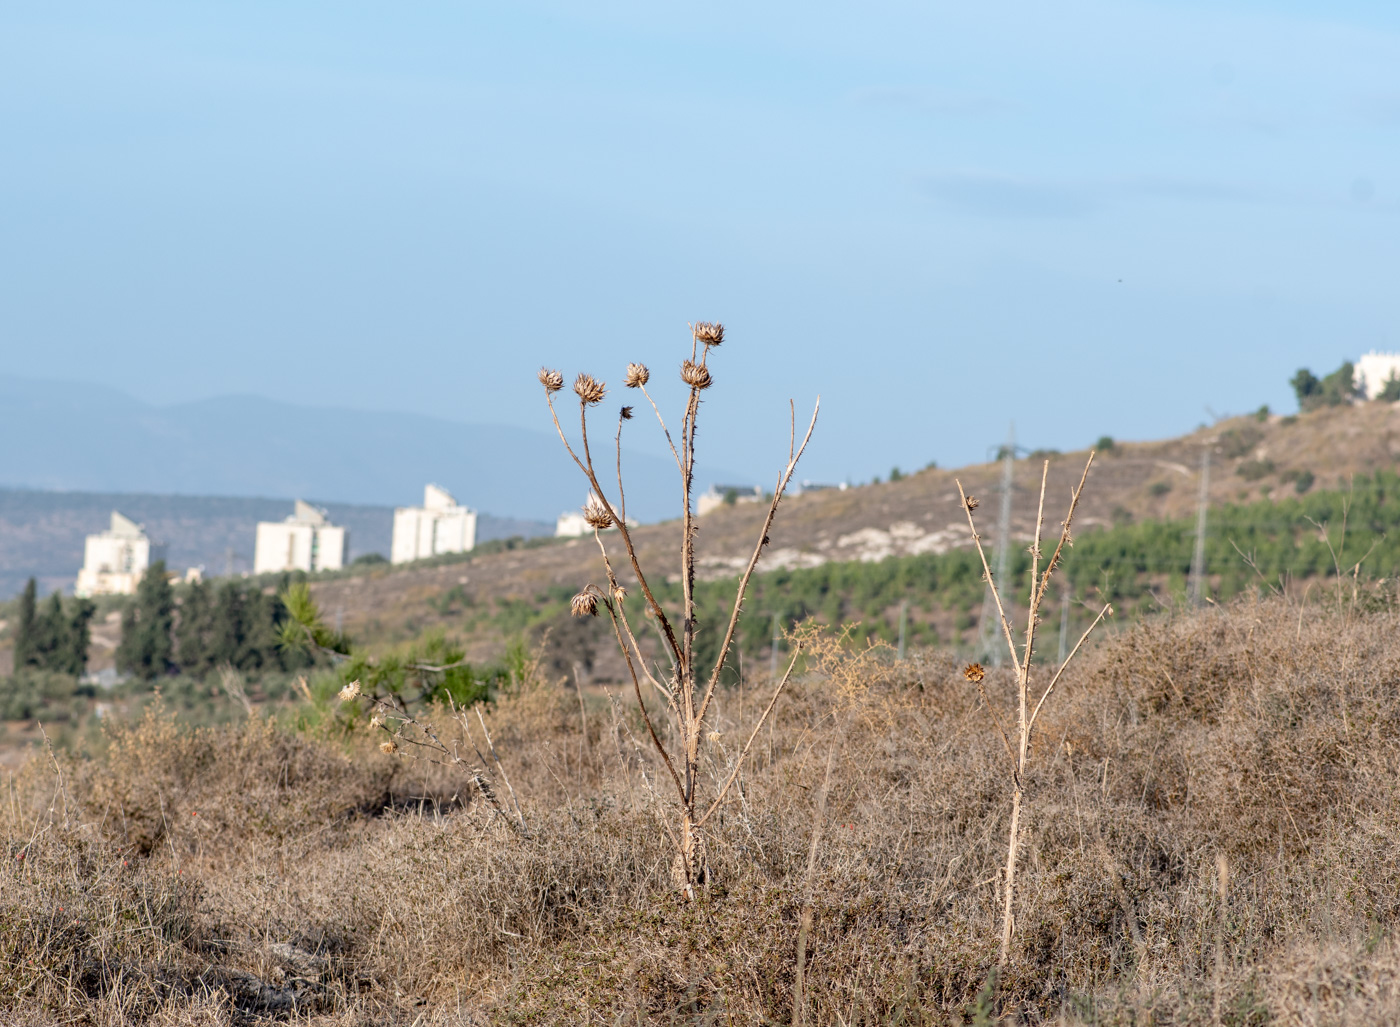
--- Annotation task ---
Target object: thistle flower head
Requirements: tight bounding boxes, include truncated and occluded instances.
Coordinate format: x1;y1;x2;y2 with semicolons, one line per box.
963;663;986;684
571;590;599;617
538;367;564;393
620;405;634;421
624;363;650;388
681;359;713;390
380;739;399;755
694;322;725;347
338;680;361;702
613;585;628;602
583;494;613;529
573;373;606;405
370;713;382;729
965;495;979;512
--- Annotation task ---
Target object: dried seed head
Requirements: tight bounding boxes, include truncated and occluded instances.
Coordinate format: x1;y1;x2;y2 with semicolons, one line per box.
694;322;725;346
681;359;713;390
963;663;985;683
337;679;361;702
624;362;650;388
613;585;628;602
707;730;722;742
369;713;382;729
380;739;398;755
538;367;564;393
573;373;607;405
965;495;979;512
571;590;599;617
620;405;634;421
583;494;613;529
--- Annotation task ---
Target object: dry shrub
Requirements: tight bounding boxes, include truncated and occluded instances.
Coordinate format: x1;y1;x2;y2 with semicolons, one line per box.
5;595;1400;1024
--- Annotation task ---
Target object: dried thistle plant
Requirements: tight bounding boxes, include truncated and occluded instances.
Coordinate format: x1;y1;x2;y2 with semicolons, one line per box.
338;680;529;838
956;453;1112;966
541;320;818;895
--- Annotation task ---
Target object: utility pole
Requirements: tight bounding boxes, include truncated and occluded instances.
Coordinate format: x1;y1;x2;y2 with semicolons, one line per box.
1189;445;1212;605
897;600;908;661
225;546;235;578
977;423;1016;664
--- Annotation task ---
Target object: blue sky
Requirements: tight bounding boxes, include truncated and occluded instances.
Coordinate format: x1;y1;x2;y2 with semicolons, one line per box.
2;1;1397;488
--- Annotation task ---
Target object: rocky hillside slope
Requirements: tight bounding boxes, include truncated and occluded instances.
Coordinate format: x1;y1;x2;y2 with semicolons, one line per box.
309;400;1400;657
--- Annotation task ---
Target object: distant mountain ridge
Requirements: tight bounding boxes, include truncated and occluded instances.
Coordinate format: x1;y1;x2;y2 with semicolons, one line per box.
0;375;747;523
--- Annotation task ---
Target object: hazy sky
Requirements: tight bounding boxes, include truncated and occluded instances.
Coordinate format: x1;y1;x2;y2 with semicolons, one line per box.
3;2;1397;486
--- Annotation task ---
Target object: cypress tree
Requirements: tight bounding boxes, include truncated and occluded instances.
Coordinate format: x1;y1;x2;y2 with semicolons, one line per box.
175;579;214;677
115;561;174;680
32;593;65;669
210;581;247;668
14;578;37;669
63;598;96;676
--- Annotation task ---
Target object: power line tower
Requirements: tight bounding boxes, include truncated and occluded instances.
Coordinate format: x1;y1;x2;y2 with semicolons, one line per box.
977;423;1016;663
1189;445;1212;605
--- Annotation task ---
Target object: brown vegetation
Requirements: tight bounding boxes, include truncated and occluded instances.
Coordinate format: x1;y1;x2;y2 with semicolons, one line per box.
5;589;1400;1024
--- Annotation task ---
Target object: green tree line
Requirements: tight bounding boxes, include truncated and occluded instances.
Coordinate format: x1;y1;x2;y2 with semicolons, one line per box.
12;578;95;676
115;563;313;680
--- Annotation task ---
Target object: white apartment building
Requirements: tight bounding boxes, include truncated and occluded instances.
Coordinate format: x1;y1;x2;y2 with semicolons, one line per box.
391;484;477;564
253;500;348;575
75;511;164;597
1354;352;1400;400
555;510;591;538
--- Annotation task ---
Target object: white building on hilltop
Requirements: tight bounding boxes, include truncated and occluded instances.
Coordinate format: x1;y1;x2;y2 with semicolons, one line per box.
1355;352;1400;400
253;500;348;575
555;510;591;538
697;483;764;516
391;484;477;564
76;511;165;597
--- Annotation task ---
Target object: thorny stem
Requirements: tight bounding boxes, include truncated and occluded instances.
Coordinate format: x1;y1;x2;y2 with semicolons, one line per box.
956;479;1023;675
598;588;685;802
696;399;820;730
545;391;683;668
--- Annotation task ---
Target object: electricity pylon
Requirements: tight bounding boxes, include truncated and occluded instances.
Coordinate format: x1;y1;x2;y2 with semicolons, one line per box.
1189;445;1211;605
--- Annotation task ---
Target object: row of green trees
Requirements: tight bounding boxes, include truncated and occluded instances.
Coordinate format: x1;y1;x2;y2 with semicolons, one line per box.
114;562;313;680
12;579;95;676
448;469;1400;676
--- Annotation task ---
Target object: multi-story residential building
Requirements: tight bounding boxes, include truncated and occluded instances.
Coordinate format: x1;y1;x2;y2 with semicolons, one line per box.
391;484;477;564
253;500;347;575
75;511;165;597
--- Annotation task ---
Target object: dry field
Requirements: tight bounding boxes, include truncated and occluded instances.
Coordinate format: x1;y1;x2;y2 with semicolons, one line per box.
3;589;1400;1025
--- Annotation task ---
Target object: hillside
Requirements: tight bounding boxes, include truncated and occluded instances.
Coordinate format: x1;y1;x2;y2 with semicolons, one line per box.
305;400;1400;664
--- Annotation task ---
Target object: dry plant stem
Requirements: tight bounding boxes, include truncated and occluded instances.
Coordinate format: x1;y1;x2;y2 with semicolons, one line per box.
362;693;528;838
696;400;819;729
473;706;528;836
794;745;835;1027
545;393;682;666
698;645;802;828
545;332;818;889
956;452;1108;967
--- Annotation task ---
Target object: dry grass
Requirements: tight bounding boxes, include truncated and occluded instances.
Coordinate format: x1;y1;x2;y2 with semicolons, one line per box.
5;592;1400;1024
